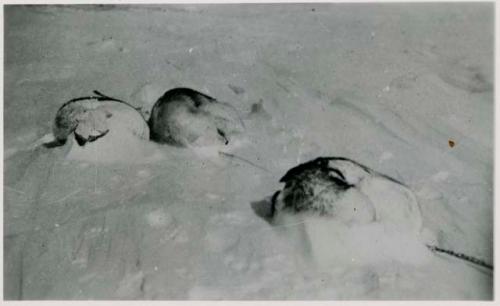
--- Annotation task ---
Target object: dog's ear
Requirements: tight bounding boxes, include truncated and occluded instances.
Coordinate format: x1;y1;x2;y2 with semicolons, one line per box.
270;190;281;218
326;167;354;189
74;132;88;146
216;129;229;145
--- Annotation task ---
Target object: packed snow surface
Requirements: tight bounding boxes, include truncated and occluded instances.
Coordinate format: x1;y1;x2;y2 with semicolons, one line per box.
4;4;493;300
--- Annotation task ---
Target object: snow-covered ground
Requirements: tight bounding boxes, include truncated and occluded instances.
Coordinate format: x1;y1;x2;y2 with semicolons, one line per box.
3;4;493;300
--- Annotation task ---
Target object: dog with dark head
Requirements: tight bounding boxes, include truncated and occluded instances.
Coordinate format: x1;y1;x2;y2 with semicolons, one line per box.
148;88;244;147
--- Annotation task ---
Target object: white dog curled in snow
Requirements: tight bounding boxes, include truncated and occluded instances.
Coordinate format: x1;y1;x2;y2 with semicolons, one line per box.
269;157;435;268
46;91;151;162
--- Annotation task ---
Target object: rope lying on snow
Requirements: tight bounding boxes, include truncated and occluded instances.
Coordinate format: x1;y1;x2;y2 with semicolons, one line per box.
218;151;271;173
65;90;126;104
57;90;142;114
426;245;493;270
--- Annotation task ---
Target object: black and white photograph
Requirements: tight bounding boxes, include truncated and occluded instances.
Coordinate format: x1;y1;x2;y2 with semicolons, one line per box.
3;2;494;300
